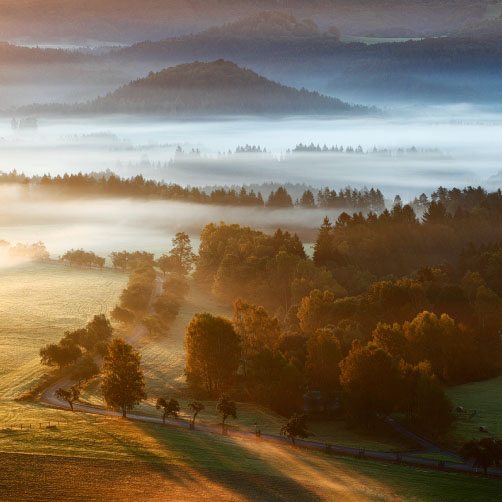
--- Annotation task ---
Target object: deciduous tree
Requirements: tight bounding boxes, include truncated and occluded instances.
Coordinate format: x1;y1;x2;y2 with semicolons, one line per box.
216;394;237;433
280;413;310;445
101;338;146;418
185;313;241;395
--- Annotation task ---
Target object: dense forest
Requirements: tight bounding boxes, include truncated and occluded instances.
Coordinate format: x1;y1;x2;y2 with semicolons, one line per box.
190;187;502;431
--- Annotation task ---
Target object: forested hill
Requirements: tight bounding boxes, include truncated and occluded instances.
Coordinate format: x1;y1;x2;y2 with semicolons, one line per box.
26;60;367;116
451;18;502;40
111;11;343;62
0;0;488;42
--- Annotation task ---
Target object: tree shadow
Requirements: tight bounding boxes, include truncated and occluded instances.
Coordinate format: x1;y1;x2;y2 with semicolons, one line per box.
115;419;323;502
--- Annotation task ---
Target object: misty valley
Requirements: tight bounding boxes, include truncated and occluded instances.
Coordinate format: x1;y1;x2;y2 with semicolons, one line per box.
1;3;502;502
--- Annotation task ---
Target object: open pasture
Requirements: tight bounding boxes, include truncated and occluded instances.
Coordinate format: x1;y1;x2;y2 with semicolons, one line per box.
0;418;501;502
446;376;502;447
0;261;126;426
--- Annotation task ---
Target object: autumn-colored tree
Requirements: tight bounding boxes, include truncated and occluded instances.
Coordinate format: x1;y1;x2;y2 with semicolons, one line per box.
40;340;82;370
233;299;281;372
216;394;237;433
168;232;196;276
297;289;336;334
143;314;165;338
101;338;146;418
70;354;99;383
111;305;136;324
371;322;409;361
339;341;400;427
185;313;241;395
403;311;457;380
305;328;342;396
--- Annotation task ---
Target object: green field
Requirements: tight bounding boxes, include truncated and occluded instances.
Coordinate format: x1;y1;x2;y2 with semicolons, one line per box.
446;376;502;447
0;416;501;502
341;35;423;45
409;452;462;464
0;261;127;423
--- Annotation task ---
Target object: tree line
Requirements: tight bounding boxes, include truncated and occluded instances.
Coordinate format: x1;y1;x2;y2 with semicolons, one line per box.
0;170;385;212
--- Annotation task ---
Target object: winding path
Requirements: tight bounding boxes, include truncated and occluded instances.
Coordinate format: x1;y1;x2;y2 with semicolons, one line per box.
39;276;502;478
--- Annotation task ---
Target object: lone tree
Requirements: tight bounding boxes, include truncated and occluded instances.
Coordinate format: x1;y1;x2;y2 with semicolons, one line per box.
101;338;146;418
188;401;205;428
185;313;241;395
156;397;180;424
280;413;310;445
158;232;196;277
55;384;81;412
461;438;502;475
216;394;237;434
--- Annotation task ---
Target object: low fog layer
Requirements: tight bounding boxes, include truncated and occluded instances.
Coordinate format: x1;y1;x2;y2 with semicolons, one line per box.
1;108;502;199
0;188;346;258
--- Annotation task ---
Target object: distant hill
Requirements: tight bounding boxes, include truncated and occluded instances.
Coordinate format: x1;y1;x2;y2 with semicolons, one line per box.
451;18;502;39
28;60;367;116
0;42;89;64
112;11;341;62
0;0;488;44
200;11;337;39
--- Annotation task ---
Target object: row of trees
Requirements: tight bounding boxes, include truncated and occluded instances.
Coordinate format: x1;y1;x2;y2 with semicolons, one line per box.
8;241;49;261
111;261;157;324
61;249;105;268
0;170;386;212
40;314;112;381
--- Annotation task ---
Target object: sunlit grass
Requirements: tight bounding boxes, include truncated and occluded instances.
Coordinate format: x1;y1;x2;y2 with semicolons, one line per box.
1;414;500;502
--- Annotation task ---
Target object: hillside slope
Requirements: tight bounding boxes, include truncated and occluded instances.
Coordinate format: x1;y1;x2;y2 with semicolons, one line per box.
26;60;366;115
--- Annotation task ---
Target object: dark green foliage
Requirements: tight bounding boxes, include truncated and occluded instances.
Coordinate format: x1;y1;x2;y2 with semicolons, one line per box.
216;394;237;433
156;397;180;424
280;413;310;445
461;438;502;475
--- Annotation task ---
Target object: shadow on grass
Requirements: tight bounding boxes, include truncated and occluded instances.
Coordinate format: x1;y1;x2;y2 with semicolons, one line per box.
126;419;322;502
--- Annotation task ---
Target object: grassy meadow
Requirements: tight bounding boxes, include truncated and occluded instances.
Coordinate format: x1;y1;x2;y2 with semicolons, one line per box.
446;376;502;447
0;261;127;425
1;415;501;502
